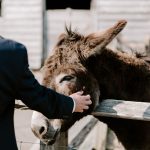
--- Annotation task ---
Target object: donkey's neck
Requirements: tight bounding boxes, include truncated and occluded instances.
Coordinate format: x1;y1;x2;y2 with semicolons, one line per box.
87;48;150;102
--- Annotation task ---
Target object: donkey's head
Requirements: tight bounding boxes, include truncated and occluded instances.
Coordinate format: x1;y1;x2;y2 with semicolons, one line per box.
31;20;127;145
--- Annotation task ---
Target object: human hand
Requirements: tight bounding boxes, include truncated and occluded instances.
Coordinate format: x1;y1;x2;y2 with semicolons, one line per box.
69;91;92;113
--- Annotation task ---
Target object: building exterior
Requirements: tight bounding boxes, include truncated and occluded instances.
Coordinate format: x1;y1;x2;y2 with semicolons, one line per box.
0;0;150;69
0;0;44;69
96;0;150;48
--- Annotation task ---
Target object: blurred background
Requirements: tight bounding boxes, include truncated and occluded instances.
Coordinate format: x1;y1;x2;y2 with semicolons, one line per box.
1;0;150;70
0;0;150;149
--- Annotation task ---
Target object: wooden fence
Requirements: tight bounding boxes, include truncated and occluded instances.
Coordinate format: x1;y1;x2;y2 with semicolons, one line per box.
17;99;150;150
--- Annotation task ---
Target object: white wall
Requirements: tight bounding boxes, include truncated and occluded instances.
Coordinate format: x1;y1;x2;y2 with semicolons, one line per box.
46;8;97;55
96;0;150;44
0;0;44;69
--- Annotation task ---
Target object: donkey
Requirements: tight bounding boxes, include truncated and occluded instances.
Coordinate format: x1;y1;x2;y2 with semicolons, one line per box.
31;20;150;150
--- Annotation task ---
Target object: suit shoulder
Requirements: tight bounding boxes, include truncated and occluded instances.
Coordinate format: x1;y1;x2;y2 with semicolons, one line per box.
0;38;29;67
10;39;27;54
0;38;27;53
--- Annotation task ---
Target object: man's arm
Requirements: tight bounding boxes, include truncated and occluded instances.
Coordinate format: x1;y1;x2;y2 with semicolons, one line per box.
15;43;91;119
15;46;73;119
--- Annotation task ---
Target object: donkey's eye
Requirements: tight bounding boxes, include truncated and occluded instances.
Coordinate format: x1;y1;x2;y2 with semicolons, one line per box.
60;75;74;83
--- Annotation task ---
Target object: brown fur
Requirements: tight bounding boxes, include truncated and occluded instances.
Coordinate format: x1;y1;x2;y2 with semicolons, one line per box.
40;20;150;149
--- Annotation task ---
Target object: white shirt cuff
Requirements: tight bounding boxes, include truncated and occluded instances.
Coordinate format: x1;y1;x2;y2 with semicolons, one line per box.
72;98;76;113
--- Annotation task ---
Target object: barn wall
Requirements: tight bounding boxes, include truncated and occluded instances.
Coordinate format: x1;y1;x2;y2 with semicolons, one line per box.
46;8;97;54
0;0;44;69
95;0;150;45
1;0;150;68
45;0;150;54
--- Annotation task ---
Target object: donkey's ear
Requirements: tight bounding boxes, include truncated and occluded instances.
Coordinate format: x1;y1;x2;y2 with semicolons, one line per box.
85;20;127;57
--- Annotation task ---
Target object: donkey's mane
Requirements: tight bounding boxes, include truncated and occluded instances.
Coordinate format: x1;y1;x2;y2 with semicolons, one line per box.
65;26;83;41
56;26;84;47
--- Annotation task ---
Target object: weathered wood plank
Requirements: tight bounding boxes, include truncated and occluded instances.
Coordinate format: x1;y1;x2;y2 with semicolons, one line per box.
15;99;150;121
92;99;150;121
69;118;98;149
71;118;108;150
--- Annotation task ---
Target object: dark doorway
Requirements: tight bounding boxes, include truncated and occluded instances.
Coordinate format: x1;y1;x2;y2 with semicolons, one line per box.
46;0;91;10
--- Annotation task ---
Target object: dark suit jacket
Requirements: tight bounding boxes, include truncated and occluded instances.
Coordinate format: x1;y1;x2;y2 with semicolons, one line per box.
0;38;73;150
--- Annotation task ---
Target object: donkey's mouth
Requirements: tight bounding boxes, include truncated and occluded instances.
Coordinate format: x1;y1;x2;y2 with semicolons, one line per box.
47;139;56;145
46;129;60;145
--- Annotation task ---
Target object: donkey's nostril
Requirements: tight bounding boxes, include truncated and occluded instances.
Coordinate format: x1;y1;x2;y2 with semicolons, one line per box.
39;126;45;134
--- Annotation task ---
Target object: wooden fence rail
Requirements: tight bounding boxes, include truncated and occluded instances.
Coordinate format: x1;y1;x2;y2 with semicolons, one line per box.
15;99;150;121
92;99;150;121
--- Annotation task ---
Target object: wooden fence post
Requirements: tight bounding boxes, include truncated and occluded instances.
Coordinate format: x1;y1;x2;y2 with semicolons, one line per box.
40;132;68;150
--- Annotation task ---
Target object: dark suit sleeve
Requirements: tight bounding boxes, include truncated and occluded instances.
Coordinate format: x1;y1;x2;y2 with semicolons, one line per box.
15;44;73;119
